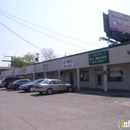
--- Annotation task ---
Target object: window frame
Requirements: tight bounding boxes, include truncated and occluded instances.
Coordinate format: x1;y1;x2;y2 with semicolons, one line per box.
107;67;124;82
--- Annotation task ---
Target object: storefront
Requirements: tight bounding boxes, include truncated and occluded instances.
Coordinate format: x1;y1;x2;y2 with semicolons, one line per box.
1;43;130;92
35;72;44;79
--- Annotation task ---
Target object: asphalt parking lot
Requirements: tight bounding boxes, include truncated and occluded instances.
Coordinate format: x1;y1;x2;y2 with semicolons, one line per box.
0;88;130;130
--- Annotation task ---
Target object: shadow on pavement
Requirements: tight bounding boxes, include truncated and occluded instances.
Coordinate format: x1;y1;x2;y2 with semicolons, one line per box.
30;91;67;97
17;91;34;94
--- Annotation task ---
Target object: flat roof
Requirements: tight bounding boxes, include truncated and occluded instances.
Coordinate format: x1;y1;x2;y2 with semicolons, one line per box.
0;67;16;70
35;41;130;65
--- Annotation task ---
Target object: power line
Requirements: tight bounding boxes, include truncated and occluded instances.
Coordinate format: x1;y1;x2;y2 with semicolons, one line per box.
0;14;89;50
0;43;23;55
0;10;103;47
0;21;41;51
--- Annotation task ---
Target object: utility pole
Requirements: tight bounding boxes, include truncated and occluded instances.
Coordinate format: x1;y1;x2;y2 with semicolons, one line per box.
2;55;15;67
65;52;66;56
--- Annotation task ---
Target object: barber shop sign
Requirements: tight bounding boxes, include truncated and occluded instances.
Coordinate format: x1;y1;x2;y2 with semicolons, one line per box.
61;58;73;69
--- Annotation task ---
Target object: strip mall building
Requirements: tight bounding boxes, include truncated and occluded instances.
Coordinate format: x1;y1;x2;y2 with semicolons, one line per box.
1;43;130;92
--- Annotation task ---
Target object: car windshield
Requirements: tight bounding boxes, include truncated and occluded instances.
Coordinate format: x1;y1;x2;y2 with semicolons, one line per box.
13;79;25;84
13;80;20;84
39;79;49;84
33;79;44;83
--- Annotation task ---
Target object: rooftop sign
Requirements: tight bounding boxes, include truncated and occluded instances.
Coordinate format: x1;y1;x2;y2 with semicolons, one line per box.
109;10;130;34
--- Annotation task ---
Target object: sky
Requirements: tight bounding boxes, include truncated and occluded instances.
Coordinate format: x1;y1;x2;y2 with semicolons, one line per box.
0;0;130;67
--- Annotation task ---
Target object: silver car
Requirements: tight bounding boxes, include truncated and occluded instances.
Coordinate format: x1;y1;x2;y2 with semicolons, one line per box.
31;79;73;95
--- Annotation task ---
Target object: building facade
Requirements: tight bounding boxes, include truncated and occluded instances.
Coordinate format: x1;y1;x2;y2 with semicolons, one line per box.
1;43;130;92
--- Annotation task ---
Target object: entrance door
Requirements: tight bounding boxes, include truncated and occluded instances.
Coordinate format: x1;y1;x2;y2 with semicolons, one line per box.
96;71;102;88
70;72;74;85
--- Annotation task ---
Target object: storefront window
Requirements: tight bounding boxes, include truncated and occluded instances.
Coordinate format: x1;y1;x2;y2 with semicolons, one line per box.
80;70;89;81
27;74;33;81
35;73;44;79
21;75;26;79
107;67;123;82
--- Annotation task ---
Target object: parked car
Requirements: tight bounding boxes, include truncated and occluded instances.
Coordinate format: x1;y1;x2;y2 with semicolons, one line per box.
18;78;45;92
2;76;23;89
31;79;73;95
8;79;31;90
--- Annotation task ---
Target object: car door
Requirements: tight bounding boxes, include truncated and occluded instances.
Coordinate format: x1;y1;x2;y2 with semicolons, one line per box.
13;80;22;89
57;80;67;91
49;80;59;91
16;80;26;87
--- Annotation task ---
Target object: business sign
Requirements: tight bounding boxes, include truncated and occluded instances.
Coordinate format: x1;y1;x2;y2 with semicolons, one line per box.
109;10;130;34
89;50;109;65
110;67;123;77
61;58;73;69
21;67;27;74
1;71;4;76
42;63;49;71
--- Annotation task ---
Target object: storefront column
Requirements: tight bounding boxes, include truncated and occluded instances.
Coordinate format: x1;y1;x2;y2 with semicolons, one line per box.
44;71;46;78
33;64;35;81
77;68;80;90
103;65;108;92
58;70;60;79
33;73;35;81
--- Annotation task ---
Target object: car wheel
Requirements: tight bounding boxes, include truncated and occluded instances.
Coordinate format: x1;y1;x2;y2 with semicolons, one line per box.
46;88;53;95
68;87;73;92
39;92;44;95
24;90;28;92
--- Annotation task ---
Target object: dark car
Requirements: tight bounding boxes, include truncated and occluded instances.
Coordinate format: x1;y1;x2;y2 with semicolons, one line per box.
8;79;31;90
18;79;45;92
2;76;23;89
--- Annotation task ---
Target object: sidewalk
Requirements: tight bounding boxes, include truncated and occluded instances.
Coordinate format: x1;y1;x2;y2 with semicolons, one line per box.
74;88;130;97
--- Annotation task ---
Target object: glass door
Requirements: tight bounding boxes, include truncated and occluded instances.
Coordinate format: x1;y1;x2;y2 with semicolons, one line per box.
96;71;103;88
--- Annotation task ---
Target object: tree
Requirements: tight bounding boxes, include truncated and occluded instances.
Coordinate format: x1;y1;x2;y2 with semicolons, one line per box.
13;53;35;67
23;53;35;65
41;48;57;61
13;57;26;67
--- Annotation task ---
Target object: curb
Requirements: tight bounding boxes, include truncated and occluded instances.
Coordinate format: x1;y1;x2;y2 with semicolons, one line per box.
74;90;130;97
